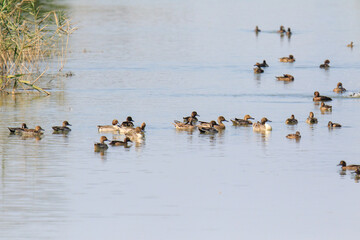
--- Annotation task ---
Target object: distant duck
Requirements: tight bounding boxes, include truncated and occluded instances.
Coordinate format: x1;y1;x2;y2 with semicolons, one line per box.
253;66;264;73
109;137;132;146
313;91;332;102
279;55;295;62
328;121;341;128
18;126;44;136
333;82;346;93
285;114;298;125
320;102;332;112
126;127;145;141
8;123;28;134
231;114;254;126
338;160;360;171
120;116;135;128
198;120;219;134
286;131;301;139
277;25;286;33
183;111;200;124
319;59;330;69
286;27;292;36
255;26;261;33
347;42;353;48
94;136;109;150
199;116;228;130
254;60;269;68
97;119;120;132
276;74;294;81
52;121;71;133
252;117;272;131
306;112;318;124
173;118;197;130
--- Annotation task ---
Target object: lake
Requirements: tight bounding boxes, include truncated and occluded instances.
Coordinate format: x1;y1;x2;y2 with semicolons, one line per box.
1;0;360;239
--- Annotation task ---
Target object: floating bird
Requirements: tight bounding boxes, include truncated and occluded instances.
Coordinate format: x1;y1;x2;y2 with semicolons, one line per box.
285;115;298;125
286;131;301;139
277;25;286;33
313;91;332;102
333;82;346;93
94;136;109;150
276;74;294;81
347;42;353;48
255;26;261;33
109;137;132;146
254;66;264;73
319;59;330;69
328;121;341;128
254;60;268;68
320;102;332;112
198;121;219;134
8;123;28;134
183;111;200;124
338;161;360;171
279;55;295;62
97;119;120;132
231;114;254;126
253;117;272;131
120;116;135;128
18;126;44;136
52;121;71;133
199;116;228;131
306;112;318;124
173;118;197;130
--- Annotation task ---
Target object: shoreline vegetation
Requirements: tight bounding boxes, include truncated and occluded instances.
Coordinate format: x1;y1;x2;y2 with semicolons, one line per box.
0;0;76;95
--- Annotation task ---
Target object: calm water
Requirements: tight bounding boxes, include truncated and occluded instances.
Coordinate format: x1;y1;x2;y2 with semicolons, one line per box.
1;0;360;239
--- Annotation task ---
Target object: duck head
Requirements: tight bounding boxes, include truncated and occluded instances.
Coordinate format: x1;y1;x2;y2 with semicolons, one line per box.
35;126;44;131
100;136;109;143
112;119;119;125
337;160;346;167
314;91;320;97
63;121;71;126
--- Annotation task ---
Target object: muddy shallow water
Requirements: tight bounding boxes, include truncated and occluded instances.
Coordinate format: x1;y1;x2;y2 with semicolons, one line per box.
1;0;360;239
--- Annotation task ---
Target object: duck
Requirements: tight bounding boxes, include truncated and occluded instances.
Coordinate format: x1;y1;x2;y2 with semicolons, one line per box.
231;114;254;126
198;121;219;134
173;118;197;130
306;112;318;124
18;126;45;136
313;91;332;102
109;137;132;146
286;27;292;36
276;74;294;81
253;66;264;73
277;25;286;33
120;116;135;128
320;102;332;112
254;60;269;68
338;161;360;171
183;111;200;124
285;114;298;125
286;131;301;139
333;82;346;93
199;116;228;130
319;59;330;69
97;119;120;132
8;123;28;134
252;117;272;131
328;121;341;128
255;26;261;33
94;136;109;150
52;121;71;133
126;127;145;141
347;42;353;48
279;55;295;62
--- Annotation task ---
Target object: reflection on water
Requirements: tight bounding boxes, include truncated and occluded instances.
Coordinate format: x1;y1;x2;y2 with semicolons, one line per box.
2;0;360;239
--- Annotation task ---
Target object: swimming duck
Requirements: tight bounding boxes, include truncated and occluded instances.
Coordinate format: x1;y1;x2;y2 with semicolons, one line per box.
252;117;272;131
286;131;301;139
286;27;292;36
338;161;360;171
52;121;71;133
231;114;254;126
320;102;332;112
277;25;286;33
109;137;132;146
255;26;261;33
276;74;294;81
306;112;318;124
347;42;353;48
199;116;228;130
313;91;332;102
333;82;346;93
120;116;135;128
328;121;341;128
253;66;264;73
97;119;120;132
18;126;45;136
94;136;109;150
319;59;330;69
279;55;295;63
198;120;219;134
183;111;199;124
126;127;145;141
174;118;197;130
254;60;269;68
8;123;28;134
285;114;298;125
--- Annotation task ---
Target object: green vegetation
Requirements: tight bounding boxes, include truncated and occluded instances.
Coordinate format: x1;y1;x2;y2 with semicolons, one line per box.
0;0;76;95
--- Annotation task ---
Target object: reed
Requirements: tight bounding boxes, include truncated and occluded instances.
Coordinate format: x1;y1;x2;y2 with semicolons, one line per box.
0;0;76;95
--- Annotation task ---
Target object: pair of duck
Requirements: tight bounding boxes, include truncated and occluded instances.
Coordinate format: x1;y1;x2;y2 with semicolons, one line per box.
253;60;269;73
8;121;71;135
97;117;146;135
94;136;132;151
277;26;292;36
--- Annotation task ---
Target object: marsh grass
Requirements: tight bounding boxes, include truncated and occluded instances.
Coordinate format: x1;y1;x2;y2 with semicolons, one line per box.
0;0;76;95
